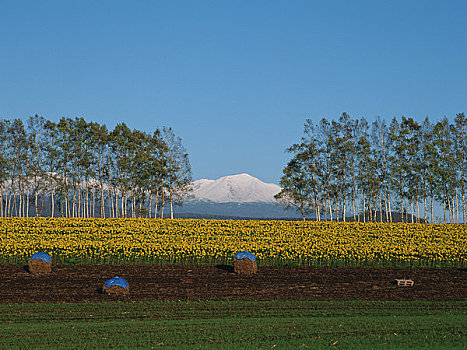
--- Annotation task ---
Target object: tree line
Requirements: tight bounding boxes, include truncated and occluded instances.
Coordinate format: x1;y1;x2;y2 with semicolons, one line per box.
276;113;467;224
1;115;192;218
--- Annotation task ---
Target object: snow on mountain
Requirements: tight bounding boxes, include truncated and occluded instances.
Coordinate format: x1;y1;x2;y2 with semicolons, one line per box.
190;173;281;203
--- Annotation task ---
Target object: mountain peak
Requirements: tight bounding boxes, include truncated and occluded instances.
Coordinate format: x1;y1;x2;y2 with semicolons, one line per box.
191;173;281;203
216;173;254;180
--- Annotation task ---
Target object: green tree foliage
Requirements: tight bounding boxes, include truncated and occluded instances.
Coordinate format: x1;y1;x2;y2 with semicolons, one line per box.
282;113;466;223
453;113;466;224
0;116;191;218
275;157;313;221
161;127;193;219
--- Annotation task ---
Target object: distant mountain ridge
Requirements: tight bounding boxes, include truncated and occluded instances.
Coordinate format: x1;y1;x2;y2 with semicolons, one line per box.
174;173;295;219
190;173;282;203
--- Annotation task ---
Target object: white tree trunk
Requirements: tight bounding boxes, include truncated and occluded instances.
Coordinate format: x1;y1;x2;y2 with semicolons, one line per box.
34;181;39;217
0;187;3;217
430;195;434;223
170;196;174;219
100;184;105;219
424;194;427;223
161;198;165;219
387;191;392;223
26;187;29;218
342;198;346;222
109;188;114;218
379;190;382;222
463;191;466;224
154;191;159;219
51;188;54;218
416;195;420;223
148;195;152;219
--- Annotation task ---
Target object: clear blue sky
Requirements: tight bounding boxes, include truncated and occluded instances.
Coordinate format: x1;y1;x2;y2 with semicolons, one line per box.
1;0;466;184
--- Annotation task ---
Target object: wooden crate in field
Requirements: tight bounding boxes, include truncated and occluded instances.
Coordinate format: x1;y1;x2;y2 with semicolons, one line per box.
395;279;414;286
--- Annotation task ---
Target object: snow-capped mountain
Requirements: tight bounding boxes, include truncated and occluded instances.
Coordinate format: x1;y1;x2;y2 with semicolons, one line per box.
190;173;281;203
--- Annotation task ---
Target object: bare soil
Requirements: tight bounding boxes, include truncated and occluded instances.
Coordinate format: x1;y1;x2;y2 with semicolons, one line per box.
0;264;465;303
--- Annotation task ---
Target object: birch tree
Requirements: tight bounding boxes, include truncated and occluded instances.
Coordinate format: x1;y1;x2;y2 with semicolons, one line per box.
161;127;192;219
275;157;313;221
0;120;11;217
454;113;466;223
27;115;47;217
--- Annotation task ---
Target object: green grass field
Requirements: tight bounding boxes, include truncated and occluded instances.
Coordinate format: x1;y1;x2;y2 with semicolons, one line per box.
1;300;465;349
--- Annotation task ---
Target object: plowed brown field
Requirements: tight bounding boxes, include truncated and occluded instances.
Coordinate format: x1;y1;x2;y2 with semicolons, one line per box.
1;264;465;303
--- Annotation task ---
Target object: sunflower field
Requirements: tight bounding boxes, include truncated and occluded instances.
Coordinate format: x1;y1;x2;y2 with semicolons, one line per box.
0;218;466;267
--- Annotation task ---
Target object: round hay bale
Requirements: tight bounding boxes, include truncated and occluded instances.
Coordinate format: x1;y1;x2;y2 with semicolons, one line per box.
28;258;52;274
28;252;52;275
102;276;129;296
233;251;257;275
233;257;257;274
102;284;130;296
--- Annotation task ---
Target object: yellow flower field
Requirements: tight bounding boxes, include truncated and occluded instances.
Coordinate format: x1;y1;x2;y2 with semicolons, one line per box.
0;218;466;267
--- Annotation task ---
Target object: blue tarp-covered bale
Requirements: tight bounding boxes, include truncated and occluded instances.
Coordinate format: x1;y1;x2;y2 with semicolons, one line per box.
102;276;130;295
28;252;52;274
233;251;257;274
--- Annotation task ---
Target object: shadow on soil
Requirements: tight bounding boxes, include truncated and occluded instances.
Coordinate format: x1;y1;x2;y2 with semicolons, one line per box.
214;264;234;273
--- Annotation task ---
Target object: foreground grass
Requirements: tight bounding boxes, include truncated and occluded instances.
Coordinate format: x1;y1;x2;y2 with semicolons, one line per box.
0;301;465;349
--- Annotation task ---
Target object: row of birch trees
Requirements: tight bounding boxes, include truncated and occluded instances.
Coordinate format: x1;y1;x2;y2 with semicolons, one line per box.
276;113;467;223
0;115;192;218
